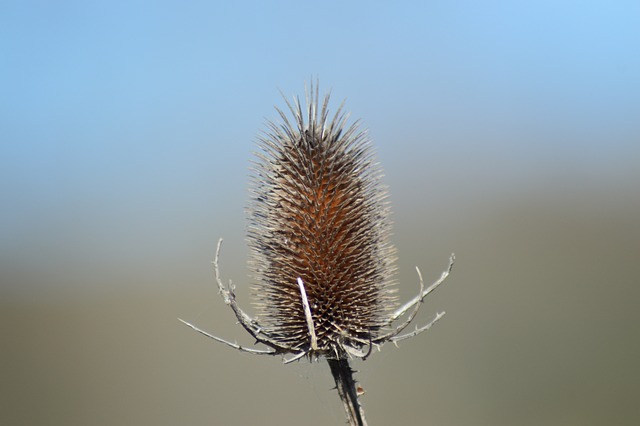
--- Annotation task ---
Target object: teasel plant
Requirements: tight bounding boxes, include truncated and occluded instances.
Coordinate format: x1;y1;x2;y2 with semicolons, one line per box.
180;82;455;426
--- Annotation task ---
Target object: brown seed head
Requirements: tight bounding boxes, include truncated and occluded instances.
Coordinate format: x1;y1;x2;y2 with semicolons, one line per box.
247;84;397;359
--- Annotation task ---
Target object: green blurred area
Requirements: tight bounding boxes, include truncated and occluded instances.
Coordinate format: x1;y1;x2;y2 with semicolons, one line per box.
3;175;639;425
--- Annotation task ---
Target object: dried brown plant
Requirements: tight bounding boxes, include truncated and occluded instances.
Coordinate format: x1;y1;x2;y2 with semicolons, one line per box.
180;82;454;425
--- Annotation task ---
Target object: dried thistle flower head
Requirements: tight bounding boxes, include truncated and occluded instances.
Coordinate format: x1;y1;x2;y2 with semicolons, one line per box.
247;84;397;360
180;82;455;426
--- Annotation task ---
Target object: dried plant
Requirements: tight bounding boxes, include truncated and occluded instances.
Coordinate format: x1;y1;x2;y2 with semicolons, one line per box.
180;83;454;425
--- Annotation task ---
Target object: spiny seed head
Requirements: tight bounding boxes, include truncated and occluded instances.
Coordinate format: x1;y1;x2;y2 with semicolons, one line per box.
247;83;397;359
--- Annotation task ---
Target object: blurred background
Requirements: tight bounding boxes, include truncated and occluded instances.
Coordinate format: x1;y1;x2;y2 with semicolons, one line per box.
2;1;639;425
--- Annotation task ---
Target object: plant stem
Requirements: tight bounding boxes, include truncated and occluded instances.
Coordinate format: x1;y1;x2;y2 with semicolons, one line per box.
328;358;367;426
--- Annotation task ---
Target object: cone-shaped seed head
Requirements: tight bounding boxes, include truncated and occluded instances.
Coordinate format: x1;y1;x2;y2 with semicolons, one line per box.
247;84;397;358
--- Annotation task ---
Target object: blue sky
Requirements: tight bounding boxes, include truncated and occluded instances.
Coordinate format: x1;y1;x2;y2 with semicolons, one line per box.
1;1;639;297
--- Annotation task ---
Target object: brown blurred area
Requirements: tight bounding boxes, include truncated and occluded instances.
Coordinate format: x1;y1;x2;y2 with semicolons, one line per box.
2;173;639;426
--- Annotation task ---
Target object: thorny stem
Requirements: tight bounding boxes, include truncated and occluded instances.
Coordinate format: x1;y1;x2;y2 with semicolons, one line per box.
328;358;367;426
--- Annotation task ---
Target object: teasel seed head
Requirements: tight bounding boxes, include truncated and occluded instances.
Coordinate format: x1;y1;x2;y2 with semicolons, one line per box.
179;82;454;426
247;83;398;359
